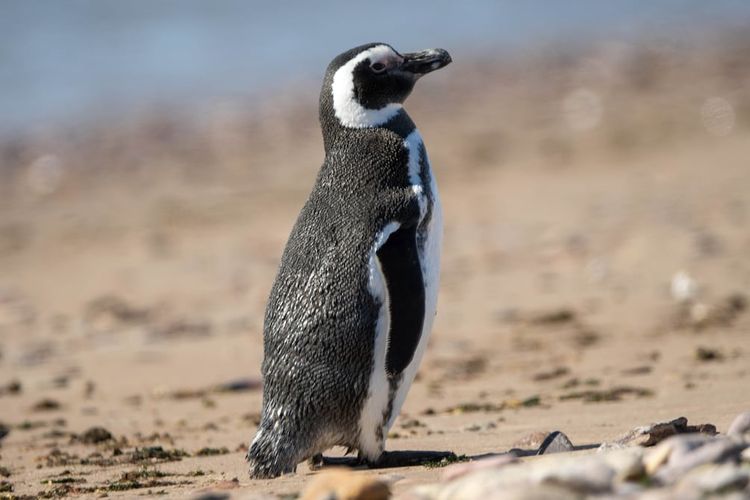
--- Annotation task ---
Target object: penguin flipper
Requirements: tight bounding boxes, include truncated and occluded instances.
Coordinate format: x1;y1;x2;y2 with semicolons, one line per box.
377;223;425;377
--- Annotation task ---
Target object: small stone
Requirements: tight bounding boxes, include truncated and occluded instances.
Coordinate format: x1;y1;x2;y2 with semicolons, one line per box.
416;471;578;499
0;379;21;395
600;448;645;481
537;431;575;455
695;346;723;362
643;441;676;476
301;469;389;500
727;411;750;437
644;432;714;475
600;416;716;450
532;367;570;382
79;426;114;444
531;455;615;493
441;454;517;482
675;463;750;495
655;436;747;484
671;271;697;302
32;398;61;412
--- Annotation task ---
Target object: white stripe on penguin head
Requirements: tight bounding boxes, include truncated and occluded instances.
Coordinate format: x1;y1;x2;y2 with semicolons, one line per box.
331;45;403;128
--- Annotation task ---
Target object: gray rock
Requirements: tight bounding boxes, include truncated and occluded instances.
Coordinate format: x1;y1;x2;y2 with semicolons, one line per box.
727;411;750;438
643;433;713;475
600;447;646;482
675;463;750;495
415;467;580;500
537;431;575;455
655;436;747;484
530;455;615;493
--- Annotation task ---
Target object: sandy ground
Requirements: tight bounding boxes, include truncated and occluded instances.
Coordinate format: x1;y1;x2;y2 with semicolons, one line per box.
1;41;750;498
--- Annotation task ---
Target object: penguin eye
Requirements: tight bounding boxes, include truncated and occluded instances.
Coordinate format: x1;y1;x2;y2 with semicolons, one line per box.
371;62;386;73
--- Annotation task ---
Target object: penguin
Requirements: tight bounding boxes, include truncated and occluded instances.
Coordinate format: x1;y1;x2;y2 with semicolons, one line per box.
247;43;452;479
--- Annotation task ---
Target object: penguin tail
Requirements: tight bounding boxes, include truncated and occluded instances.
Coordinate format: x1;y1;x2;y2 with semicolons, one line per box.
246;427;299;479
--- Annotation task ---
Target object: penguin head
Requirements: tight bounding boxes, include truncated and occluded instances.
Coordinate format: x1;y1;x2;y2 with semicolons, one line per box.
321;43;452;129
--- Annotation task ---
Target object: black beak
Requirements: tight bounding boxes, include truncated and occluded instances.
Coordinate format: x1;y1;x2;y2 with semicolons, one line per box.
400;48;452;76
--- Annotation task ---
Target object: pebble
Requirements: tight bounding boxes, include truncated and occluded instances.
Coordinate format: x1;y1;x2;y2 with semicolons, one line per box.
727;411;750;437
654;437;748;485
300;468;390;500
537;431;574;455
643;433;712;475
79;426;114;444
530;455;615;493
675;463;750;496
598;416;715;450
600;448;645;481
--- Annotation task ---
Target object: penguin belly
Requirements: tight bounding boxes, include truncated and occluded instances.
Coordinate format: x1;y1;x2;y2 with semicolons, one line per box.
387;181;442;429
356;131;442;458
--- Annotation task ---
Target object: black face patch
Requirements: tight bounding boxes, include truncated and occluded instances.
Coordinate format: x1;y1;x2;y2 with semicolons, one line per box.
377;224;425;377
352;60;416;111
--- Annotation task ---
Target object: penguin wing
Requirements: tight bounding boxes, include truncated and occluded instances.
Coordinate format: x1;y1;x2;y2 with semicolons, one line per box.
377;222;425;377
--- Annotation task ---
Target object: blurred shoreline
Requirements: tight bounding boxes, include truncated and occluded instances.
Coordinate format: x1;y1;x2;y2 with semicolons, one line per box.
2;32;749;203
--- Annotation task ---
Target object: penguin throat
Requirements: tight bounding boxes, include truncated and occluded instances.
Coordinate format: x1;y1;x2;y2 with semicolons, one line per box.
331;46;403;128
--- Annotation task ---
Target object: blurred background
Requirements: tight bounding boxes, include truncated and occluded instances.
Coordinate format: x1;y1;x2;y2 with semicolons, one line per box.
1;1;750;496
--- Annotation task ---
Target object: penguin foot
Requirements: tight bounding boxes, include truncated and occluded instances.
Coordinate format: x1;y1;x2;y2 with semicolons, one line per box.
307;453;324;470
308;450;456;471
309;455;368;469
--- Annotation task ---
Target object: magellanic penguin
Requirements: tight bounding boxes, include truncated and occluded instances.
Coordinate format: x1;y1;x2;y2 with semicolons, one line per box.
247;43;452;479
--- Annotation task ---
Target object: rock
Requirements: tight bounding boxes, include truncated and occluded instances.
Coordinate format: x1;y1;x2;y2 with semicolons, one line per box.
414;467;578;500
532;367;570;382
0;421;9;440
79;426;114;444
537;431;574;455
0;379;21;396
530;455;615;494
644;443;675;476
655;436;748;485
671;271;697;303
300;469;390;500
599;416;716;450
727;411;750;437
643;433;713;475
441;454;517;482
32;398;61;412
600;448;645;481
675;463;750;496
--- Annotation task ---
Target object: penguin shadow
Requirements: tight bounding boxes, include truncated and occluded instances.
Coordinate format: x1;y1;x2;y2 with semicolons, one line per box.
310;450;457;471
310;432;599;471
